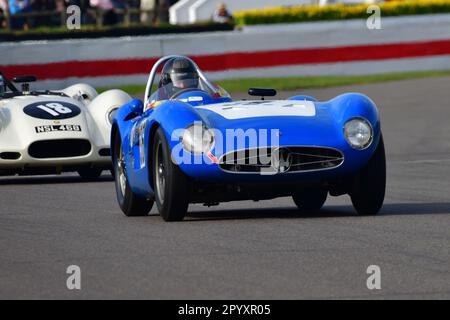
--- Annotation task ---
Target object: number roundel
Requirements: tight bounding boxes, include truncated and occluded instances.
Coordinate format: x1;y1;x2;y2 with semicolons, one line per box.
23;101;81;120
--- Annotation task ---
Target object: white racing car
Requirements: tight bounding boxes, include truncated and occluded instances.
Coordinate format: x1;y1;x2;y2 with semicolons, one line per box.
0;72;132;178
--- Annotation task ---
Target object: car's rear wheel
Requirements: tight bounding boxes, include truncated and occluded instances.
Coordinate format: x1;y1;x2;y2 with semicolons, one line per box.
153;127;190;222
292;189;328;213
350;135;386;216
113;131;153;216
77;168;103;179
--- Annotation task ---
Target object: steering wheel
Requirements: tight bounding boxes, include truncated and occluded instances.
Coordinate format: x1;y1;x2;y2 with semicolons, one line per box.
170;88;209;100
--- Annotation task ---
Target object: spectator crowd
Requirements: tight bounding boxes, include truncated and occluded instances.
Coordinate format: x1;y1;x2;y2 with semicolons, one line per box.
0;0;179;30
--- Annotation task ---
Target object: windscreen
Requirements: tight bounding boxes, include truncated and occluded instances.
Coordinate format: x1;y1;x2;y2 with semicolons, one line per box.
149;76;215;103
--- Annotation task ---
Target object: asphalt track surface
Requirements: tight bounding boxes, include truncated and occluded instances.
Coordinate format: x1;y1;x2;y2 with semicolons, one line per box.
1;77;449;299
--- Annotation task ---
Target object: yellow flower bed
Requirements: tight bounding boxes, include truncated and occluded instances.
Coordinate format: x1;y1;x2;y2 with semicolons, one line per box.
234;0;450;25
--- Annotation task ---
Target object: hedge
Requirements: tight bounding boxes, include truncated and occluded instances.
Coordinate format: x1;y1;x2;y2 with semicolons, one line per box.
234;0;450;25
0;22;234;41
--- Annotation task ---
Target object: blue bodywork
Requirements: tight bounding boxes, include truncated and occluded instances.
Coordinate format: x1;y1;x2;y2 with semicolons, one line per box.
112;90;381;199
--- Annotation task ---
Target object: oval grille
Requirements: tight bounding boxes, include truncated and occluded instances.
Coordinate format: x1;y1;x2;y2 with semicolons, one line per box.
219;146;344;174
28;139;92;159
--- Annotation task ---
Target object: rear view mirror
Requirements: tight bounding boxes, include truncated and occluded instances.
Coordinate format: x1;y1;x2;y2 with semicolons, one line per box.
13;75;37;83
13;75;37;92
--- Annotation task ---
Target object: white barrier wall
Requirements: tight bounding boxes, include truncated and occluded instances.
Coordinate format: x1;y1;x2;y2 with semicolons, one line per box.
2;14;450;89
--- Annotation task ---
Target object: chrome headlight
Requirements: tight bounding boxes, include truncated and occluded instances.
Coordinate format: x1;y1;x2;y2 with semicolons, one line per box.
182;123;215;154
108;108;118;125
344;117;373;150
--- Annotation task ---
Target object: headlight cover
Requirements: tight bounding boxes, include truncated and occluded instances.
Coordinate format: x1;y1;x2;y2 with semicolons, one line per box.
182;123;215;154
344;117;373;150
108;108;118;125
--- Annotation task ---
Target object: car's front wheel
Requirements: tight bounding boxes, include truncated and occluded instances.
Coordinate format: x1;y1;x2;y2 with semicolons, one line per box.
292;189;328;213
113;131;153;216
350;135;386;216
152;127;190;222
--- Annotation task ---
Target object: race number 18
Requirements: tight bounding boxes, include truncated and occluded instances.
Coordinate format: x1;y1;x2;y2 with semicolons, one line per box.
37;103;73;117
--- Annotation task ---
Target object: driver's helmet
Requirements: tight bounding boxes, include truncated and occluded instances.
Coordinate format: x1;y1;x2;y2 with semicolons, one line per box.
159;57;200;94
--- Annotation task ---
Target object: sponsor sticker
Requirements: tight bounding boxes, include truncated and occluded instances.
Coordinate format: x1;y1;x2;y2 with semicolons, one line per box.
35;124;81;133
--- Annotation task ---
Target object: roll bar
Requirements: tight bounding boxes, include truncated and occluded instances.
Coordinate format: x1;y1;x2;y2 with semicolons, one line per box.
0;71;19;93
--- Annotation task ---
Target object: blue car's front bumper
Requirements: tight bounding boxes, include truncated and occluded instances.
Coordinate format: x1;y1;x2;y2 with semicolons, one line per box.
176;136;380;183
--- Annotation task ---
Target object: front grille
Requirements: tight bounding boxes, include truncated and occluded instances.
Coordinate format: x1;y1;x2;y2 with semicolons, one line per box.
219;146;344;174
28;139;92;159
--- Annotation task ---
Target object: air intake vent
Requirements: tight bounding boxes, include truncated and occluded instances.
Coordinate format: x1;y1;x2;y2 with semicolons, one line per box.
0;152;21;160
29;139;91;159
99;148;111;157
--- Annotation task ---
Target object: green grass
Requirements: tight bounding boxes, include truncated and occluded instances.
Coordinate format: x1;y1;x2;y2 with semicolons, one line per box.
99;70;450;96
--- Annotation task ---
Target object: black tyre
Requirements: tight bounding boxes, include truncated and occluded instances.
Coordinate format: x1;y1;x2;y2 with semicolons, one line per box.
77;168;103;179
292;189;328;213
153;127;190;222
350;135;386;216
113;131;153;216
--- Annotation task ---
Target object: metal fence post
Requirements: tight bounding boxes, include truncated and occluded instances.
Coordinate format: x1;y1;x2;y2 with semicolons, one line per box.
124;8;130;27
96;9;103;27
5;12;11;31
61;10;67;28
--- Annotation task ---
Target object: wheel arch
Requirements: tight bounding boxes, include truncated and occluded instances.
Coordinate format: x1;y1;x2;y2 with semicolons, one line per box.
146;121;161;191
145;100;205;190
327;93;380;130
110;122;119;163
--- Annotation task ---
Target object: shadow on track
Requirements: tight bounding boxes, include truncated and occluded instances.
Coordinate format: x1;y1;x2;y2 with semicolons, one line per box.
0;174;114;185
185;202;450;221
185;207;355;221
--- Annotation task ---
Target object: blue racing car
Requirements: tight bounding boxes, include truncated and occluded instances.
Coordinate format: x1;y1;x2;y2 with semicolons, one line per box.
111;55;386;221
